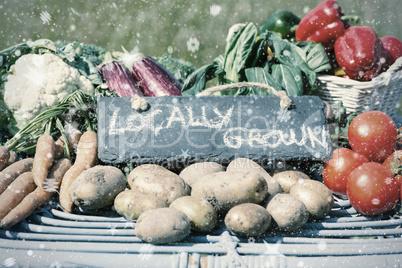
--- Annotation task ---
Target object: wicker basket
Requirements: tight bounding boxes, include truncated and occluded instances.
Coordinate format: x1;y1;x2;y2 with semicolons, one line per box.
314;57;402;117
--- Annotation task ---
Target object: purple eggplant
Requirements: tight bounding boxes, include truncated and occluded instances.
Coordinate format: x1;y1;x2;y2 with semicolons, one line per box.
130;53;182;97
100;53;144;97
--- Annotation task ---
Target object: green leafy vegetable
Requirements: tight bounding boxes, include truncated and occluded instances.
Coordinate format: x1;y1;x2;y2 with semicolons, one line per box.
181;23;331;97
244;67;282;95
153;53;196;84
55;40;108;67
182;56;225;96
296;41;332;73
223;23;258;84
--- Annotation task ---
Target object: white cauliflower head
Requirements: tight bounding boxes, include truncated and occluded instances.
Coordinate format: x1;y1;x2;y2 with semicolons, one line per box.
4;53;94;128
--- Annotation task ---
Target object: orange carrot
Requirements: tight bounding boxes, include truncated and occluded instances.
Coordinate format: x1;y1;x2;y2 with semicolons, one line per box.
32;134;55;189
59;164;87;213
0;146;10;172
0;158;71;229
59;130;97;213
0;172;36;220
54;129;82;159
0;158;34;195
74;130;98;167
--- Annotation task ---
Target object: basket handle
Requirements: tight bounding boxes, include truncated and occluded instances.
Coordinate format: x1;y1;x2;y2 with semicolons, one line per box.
196;82;292;110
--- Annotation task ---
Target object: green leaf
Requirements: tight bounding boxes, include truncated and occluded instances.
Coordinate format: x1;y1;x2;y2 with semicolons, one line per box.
296;41;331;73
271;64;303;96
267;32;317;87
55;42;103;85
223;23;258;83
182;63;221;96
246;31;269;68
244;67;282;95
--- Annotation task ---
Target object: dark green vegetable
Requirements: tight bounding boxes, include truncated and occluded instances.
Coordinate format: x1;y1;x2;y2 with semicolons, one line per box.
153;53;196;84
55;41;107;66
182;23;331;97
258;10;300;41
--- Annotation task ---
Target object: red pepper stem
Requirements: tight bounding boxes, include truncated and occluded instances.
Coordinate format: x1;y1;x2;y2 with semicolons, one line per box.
340;15;360;24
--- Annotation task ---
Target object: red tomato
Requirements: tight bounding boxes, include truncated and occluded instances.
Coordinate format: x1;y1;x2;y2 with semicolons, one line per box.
396;127;402;150
323;148;369;196
396;175;402;191
347;162;400;216
348;111;397;162
383;150;402;180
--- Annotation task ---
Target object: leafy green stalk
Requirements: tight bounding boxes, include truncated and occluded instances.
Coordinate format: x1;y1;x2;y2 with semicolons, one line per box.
223;23;258;86
182;23;331;97
4;90;95;153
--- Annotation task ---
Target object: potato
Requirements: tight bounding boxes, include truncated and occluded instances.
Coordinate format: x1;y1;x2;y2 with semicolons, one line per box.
227;158;282;197
273;170;311;193
114;189;168;220
266;193;308;231
169;196;217;233
134;208;191;244
128;164;190;205
191;171;268;213
70;165;126;210
290;179;334;220
179;162;225;187
224;203;271;237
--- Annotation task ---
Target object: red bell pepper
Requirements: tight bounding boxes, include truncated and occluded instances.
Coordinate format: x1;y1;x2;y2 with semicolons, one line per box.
296;0;347;50
380;36;402;67
334;26;386;81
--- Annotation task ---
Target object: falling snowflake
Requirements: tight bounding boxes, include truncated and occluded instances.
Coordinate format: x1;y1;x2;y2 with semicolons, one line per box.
248;237;255;244
179;149;191;159
50;261;62;268
70;7;80;16
174;70;182;80
153;124;163;137
187;37;200;53
43;178;60;192
139;243;155;261
3;257;16;267
282;50;291;57
205;196;222;211
385;177;394;185
210;4;222;17
276;109;291;122
303;6;311;14
317;241;327;251
107;226;118;235
40;10;51;24
124;221;135;229
262;240;287;267
167;46;174;54
201;198;211;207
371;198;381;205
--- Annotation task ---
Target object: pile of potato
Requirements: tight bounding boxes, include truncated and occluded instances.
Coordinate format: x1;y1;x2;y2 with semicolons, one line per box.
107;158;334;244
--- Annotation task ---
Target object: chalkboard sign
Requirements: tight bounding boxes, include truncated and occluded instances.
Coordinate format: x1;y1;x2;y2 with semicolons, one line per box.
97;96;332;165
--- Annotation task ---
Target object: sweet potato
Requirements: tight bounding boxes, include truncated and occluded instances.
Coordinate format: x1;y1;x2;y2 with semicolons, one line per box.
32;134;56;189
59;130;98;213
0;172;36;220
0;146;10;172
0;158;71;229
6;151;18;166
0;158;34;195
